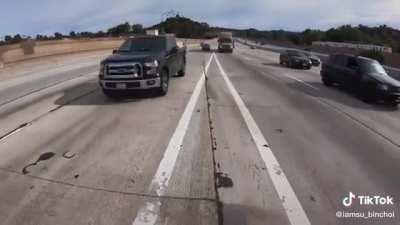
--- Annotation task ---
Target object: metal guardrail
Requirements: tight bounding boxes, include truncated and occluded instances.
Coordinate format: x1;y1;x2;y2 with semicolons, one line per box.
236;39;400;81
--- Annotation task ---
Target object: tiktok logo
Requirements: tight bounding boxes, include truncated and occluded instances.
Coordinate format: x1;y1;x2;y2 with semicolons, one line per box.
341;192;394;207
342;192;356;207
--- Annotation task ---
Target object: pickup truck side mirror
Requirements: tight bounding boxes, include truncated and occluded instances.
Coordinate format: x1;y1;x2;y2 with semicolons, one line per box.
112;49;118;54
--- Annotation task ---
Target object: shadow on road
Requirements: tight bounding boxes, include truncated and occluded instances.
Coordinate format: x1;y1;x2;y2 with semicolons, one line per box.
262;62;319;71
54;80;165;106
189;49;219;53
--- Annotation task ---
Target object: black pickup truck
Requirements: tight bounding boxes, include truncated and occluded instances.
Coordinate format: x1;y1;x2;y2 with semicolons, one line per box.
99;35;186;97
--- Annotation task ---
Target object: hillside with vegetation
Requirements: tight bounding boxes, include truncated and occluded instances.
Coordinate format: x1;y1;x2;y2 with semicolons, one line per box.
1;15;400;54
236;25;400;53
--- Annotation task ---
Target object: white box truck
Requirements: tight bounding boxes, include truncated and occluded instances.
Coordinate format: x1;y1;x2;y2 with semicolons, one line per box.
218;32;234;53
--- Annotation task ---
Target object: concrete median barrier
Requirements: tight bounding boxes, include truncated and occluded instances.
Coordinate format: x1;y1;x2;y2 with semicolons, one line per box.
1;38;125;65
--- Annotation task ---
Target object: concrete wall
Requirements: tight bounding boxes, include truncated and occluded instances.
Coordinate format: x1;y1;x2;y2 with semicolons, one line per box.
0;38;124;64
0;37;202;66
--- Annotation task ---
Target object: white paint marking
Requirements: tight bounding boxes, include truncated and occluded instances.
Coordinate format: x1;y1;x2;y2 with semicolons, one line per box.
214;54;312;225
281;73;319;91
0;125;26;143
131;54;215;225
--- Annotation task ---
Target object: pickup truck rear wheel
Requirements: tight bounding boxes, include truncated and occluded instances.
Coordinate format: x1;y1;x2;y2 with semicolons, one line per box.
158;69;169;96
386;101;399;107
322;78;333;87
177;60;186;77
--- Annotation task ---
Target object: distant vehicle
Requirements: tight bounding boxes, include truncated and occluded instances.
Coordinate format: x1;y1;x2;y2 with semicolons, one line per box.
279;50;312;69
146;29;159;36
218;32;234;53
99;35;186;97
321;54;400;106
303;52;321;66
200;42;211;51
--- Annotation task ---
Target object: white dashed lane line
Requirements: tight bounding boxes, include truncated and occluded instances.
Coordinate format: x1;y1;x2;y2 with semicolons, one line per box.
214;54;312;225
236;47;320;92
280;73;320;91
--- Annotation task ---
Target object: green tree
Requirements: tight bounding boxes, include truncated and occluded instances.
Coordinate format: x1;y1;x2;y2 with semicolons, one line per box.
107;22;131;36
54;32;63;39
69;31;76;38
359;50;385;64
131;24;144;34
302;29;324;45
4;35;12;42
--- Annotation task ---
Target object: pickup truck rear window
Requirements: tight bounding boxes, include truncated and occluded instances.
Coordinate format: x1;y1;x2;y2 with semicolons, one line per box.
118;38;166;52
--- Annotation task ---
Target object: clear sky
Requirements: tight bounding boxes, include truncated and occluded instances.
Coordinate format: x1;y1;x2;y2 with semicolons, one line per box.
1;0;400;37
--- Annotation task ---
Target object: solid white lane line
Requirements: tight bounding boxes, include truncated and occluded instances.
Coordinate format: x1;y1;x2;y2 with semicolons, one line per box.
214;54;312;225
281;73;319;91
131;53;215;225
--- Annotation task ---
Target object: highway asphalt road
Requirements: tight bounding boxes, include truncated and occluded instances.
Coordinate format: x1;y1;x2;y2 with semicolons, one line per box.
0;42;399;225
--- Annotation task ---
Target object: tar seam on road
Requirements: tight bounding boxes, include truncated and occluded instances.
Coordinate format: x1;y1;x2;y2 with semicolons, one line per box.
204;53;224;225
131;53;215;225
315;97;400;148
0;166;216;203
0;71;97;108
0;87;99;143
214;54;312;225
280;73;319;91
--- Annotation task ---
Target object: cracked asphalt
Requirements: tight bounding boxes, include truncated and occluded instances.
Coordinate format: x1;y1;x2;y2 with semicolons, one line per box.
0;42;399;225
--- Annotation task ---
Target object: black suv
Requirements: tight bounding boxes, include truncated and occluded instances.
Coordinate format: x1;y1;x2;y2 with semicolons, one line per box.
321;54;400;106
280;50;312;69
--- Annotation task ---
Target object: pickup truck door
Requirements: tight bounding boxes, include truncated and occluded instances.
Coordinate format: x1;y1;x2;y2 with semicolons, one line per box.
165;38;179;75
332;56;349;85
344;57;362;87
